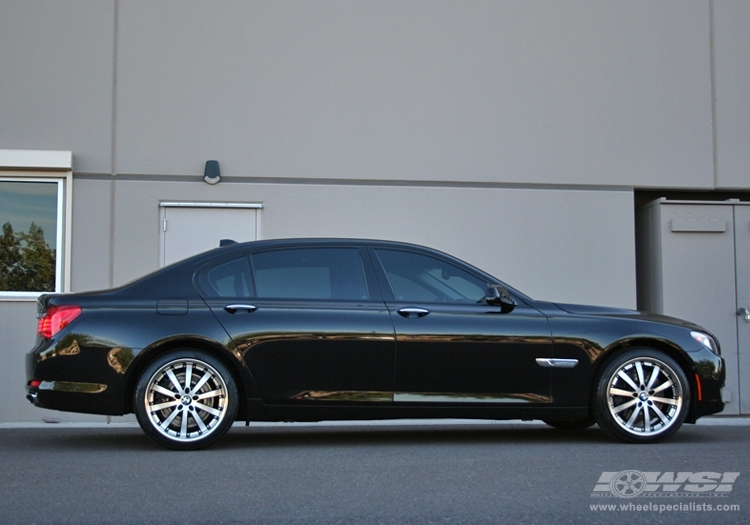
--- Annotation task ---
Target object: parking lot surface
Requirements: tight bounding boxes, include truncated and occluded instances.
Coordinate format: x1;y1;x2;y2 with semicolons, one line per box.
1;420;749;524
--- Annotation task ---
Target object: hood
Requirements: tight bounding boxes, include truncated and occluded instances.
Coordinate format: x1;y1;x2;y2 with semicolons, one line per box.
553;302;703;330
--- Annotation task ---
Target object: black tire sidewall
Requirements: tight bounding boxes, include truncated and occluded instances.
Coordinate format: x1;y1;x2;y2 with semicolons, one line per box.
592;348;690;444
134;349;238;450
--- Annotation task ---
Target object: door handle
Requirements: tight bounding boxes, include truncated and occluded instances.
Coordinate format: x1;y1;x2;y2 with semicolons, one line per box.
224;304;258;314
738;307;750;323
397;307;430;318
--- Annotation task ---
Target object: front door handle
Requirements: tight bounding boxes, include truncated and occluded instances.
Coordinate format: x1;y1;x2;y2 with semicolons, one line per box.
739;307;750;323
224;304;258;314
397;307;430;318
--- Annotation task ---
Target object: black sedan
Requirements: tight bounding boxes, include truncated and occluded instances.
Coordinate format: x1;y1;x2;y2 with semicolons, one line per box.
26;238;725;449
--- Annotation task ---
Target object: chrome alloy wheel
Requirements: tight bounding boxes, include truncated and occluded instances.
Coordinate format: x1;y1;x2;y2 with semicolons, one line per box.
606;356;683;437
144;358;229;443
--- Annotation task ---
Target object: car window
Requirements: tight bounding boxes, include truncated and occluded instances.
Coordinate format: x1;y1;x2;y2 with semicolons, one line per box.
197;256;253;298
375;249;486;304
252;248;369;300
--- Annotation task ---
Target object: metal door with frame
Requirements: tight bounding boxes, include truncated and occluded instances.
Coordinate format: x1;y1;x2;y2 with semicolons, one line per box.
160;203;262;266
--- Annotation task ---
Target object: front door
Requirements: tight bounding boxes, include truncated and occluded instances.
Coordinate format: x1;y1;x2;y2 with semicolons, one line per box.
370;248;553;405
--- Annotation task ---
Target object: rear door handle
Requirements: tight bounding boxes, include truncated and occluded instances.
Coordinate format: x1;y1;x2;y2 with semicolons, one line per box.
397;307;430;318
224;304;258;314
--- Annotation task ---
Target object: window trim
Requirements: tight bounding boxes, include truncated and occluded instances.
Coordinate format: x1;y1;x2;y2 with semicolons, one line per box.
0;150;73;301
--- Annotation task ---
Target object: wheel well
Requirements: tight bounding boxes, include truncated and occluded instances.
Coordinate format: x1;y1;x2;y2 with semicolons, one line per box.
591;339;699;422
123;339;247;418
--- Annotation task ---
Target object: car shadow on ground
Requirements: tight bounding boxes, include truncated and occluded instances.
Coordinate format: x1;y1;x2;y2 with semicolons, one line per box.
2;421;732;453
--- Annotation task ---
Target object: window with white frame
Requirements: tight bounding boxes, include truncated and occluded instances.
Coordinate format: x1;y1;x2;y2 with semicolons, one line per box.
0;150;72;297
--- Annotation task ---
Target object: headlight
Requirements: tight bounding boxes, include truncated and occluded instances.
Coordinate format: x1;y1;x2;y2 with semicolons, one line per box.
691;331;720;355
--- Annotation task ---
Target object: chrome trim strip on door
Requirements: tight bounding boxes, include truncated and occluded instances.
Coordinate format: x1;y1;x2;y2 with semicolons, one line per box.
535;358;579;368
393;392;550;403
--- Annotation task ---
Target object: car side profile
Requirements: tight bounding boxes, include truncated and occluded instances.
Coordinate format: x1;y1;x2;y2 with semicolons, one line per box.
26;238;725;449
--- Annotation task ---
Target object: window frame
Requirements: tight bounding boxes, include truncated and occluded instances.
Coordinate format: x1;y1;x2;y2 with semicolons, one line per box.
0;150;73;300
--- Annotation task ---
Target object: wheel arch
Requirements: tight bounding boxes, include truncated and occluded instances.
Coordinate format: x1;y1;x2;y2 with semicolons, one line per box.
123;336;251;420
592;337;700;423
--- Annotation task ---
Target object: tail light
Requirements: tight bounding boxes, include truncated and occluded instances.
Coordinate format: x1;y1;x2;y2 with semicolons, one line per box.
38;305;82;338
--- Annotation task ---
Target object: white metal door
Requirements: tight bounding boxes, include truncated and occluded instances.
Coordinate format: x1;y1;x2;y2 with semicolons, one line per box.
659;203;740;414
736;205;750;413
161;204;261;266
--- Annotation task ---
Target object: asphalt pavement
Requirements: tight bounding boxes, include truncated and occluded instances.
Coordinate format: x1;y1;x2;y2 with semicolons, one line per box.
1;420;749;525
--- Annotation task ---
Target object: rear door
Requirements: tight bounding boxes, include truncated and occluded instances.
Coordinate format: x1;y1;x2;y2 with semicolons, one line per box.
198;245;396;405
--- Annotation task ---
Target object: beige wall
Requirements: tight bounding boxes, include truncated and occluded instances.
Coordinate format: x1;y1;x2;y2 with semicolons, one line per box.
2;1;749;423
1;1;748;188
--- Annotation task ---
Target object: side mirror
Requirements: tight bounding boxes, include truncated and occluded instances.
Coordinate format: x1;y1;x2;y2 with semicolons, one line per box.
486;285;516;313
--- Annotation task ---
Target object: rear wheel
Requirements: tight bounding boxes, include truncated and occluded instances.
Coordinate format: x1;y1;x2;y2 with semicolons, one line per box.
134;350;238;450
593;349;689;443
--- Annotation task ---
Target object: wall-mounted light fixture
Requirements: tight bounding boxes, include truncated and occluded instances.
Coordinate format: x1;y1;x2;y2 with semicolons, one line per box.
203;160;221;185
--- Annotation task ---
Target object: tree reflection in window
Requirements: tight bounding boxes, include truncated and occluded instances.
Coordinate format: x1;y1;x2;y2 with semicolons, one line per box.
0;180;58;292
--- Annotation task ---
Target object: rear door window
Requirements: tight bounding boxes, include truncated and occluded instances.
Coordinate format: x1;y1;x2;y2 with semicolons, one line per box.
251;247;370;300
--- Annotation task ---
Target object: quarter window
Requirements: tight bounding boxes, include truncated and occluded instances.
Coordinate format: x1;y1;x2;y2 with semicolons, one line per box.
197;256;253;298
252;248;369;300
375;249;486;304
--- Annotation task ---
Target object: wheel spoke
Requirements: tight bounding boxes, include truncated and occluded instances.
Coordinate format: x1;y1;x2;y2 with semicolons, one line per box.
625;403;642;428
166;369;183;392
645;365;662;390
610;387;635;397
192;370;213;393
160;405;181;428
651;403;671;425
643;404;652;432
616;370;640;392
635;362;646;388
194;388;223;402
650;396;679;406
193;401;222;417
150;399;181;412
612;398;638;414
652;379;675;394
152;384;176;397
184;363;193;391
193;411;209;434
179;406;189;438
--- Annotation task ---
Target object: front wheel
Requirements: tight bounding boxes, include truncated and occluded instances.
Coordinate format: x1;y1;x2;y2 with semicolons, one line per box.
134;350;238;450
593;349;689;443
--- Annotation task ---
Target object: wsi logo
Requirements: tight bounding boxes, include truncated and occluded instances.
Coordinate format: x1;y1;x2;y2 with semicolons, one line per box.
592;471;740;498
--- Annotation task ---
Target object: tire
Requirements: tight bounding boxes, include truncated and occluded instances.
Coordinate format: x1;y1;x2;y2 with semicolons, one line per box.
134;350;238;450
592;349;689;443
543;417;596;431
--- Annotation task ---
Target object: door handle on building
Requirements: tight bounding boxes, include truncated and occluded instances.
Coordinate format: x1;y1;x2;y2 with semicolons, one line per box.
738;307;750;323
